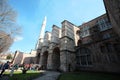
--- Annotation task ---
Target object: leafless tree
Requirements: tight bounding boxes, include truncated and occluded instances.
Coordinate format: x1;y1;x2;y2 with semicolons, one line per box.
0;0;21;53
0;31;13;53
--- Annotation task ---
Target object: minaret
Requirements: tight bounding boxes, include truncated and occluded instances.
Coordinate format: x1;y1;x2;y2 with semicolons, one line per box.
39;16;47;41
36;16;47;49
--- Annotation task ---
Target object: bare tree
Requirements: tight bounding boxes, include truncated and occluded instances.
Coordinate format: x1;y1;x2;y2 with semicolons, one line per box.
0;0;21;53
0;31;13;53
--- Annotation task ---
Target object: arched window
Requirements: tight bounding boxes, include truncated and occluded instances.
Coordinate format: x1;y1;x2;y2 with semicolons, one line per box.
77;39;82;46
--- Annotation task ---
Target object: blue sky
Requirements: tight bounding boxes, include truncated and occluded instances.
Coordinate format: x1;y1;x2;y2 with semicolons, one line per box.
9;0;106;53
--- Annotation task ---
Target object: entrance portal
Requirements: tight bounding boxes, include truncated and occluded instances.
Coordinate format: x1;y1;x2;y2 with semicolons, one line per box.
42;51;48;69
36;53;40;64
52;47;60;70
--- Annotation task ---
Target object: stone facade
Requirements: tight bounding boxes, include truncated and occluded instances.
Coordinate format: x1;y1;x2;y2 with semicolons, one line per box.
36;14;120;73
77;14;120;73
103;0;120;36
36;20;79;72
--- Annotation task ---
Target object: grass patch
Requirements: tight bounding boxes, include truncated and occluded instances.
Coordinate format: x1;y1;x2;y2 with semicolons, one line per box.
4;70;42;80
59;72;120;80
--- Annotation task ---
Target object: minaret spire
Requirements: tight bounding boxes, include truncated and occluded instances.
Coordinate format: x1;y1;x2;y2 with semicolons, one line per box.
39;16;47;40
35;16;47;49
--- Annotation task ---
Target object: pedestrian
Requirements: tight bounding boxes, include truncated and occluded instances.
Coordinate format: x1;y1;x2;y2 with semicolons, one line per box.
14;64;19;71
0;61;10;77
10;64;18;77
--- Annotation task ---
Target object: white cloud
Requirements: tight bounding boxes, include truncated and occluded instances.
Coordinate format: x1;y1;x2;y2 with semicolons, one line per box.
14;36;23;42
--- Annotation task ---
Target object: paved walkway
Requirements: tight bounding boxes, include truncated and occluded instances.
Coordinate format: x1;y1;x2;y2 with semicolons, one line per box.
34;70;61;80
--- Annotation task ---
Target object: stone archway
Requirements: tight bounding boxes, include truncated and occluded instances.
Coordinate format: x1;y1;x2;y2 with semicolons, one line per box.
36;53;40;64
52;47;60;70
42;51;48;69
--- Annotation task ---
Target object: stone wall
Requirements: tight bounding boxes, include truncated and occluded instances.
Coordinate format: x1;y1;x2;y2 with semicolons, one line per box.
77;14;120;73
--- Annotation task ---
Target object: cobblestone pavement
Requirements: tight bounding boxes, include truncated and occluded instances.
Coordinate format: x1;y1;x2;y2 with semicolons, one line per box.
33;70;61;80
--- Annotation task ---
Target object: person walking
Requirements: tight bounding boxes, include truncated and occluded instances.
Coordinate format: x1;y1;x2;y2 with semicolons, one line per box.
10;64;18;77
0;61;10;77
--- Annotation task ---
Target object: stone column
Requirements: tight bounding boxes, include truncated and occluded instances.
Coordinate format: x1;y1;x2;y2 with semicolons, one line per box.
60;20;76;72
60;37;76;72
47;49;53;69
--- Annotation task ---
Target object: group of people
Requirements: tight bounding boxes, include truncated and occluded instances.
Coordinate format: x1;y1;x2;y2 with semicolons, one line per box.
0;61;40;77
0;61;19;77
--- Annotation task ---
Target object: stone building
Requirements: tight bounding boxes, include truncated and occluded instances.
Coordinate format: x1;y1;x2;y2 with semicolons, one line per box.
103;0;120;36
12;50;36;65
77;14;120;73
36;14;120;73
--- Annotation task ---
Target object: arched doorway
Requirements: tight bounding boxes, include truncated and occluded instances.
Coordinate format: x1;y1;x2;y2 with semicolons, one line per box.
36;53;40;64
76;47;92;67
42;51;48;69
52;47;60;70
